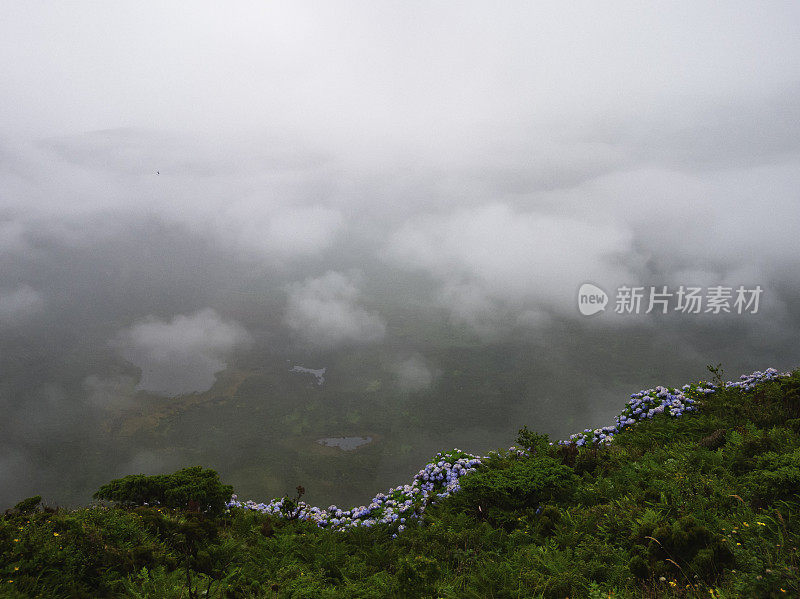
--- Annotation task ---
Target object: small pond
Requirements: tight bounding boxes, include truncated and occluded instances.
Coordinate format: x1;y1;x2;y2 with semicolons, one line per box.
316;436;373;451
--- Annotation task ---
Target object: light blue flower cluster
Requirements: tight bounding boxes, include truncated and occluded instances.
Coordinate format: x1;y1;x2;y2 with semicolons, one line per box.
563;383;714;447
227;449;484;534
564;384;704;447
724;367;787;392
562;367;790;448
229;367;792;535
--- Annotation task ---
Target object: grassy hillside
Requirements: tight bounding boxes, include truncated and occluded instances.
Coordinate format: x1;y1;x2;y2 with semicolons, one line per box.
2;366;800;598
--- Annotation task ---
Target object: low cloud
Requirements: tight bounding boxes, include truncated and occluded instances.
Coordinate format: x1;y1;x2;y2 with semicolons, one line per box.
0;219;28;254
219;203;343;262
82;374;138;409
392;354;437;392
384;203;634;326
114;308;251;396
0;284;44;324
516;309;554;329
0;449;35;507
285;271;386;348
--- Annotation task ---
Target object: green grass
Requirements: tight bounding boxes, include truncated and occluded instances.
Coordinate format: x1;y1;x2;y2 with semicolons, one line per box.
3;368;800;598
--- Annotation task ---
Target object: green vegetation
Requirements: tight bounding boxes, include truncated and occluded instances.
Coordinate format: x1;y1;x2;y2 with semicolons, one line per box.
93;467;233;517
3;368;800;597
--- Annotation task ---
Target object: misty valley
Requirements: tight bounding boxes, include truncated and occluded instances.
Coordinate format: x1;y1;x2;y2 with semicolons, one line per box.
4;287;783;513
3;4;800;594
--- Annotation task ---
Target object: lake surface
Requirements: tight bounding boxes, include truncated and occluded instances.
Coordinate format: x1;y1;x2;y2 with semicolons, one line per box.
290;365;326;385
317;436;373;451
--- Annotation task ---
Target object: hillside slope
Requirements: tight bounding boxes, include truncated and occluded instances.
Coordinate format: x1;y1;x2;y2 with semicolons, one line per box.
2;367;799;598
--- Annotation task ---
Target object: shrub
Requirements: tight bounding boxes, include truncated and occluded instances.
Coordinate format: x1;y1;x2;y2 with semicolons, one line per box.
94;467;233;516
10;496;42;515
451;456;578;519
780;374;800;417
699;429;727;450
516;426;551;453
745;449;800;504
646;515;733;583
397;554;440;597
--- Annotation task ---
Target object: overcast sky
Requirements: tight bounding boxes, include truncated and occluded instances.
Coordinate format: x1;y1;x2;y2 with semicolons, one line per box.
1;2;800;506
3;2;799;300
2;0;799;396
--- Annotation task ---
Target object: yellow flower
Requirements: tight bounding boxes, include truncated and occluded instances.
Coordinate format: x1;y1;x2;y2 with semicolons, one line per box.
13;539;19;542
13;567;18;572
757;522;766;526
53;532;59;537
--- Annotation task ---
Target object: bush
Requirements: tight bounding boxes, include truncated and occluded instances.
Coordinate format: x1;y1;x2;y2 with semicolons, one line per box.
745;449;800;504
10;496;42;515
397;554;440;597
94;467;233;516
451;456;578;519
516;426;551;452
645;515;733;583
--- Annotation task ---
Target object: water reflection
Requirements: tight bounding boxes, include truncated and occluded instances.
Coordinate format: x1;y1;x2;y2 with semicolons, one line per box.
290;365;326;385
317;436;373;451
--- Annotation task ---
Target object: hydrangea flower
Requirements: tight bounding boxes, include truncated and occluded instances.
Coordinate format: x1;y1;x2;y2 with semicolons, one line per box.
229;367;790;537
560;367;789;448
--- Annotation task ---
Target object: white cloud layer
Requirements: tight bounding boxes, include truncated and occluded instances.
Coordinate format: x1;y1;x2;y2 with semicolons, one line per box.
0;285;45;324
385;204;634;322
285;271;386;348
82;374;138;409
114;308;251;396
392;355;437;392
218;202;343;262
